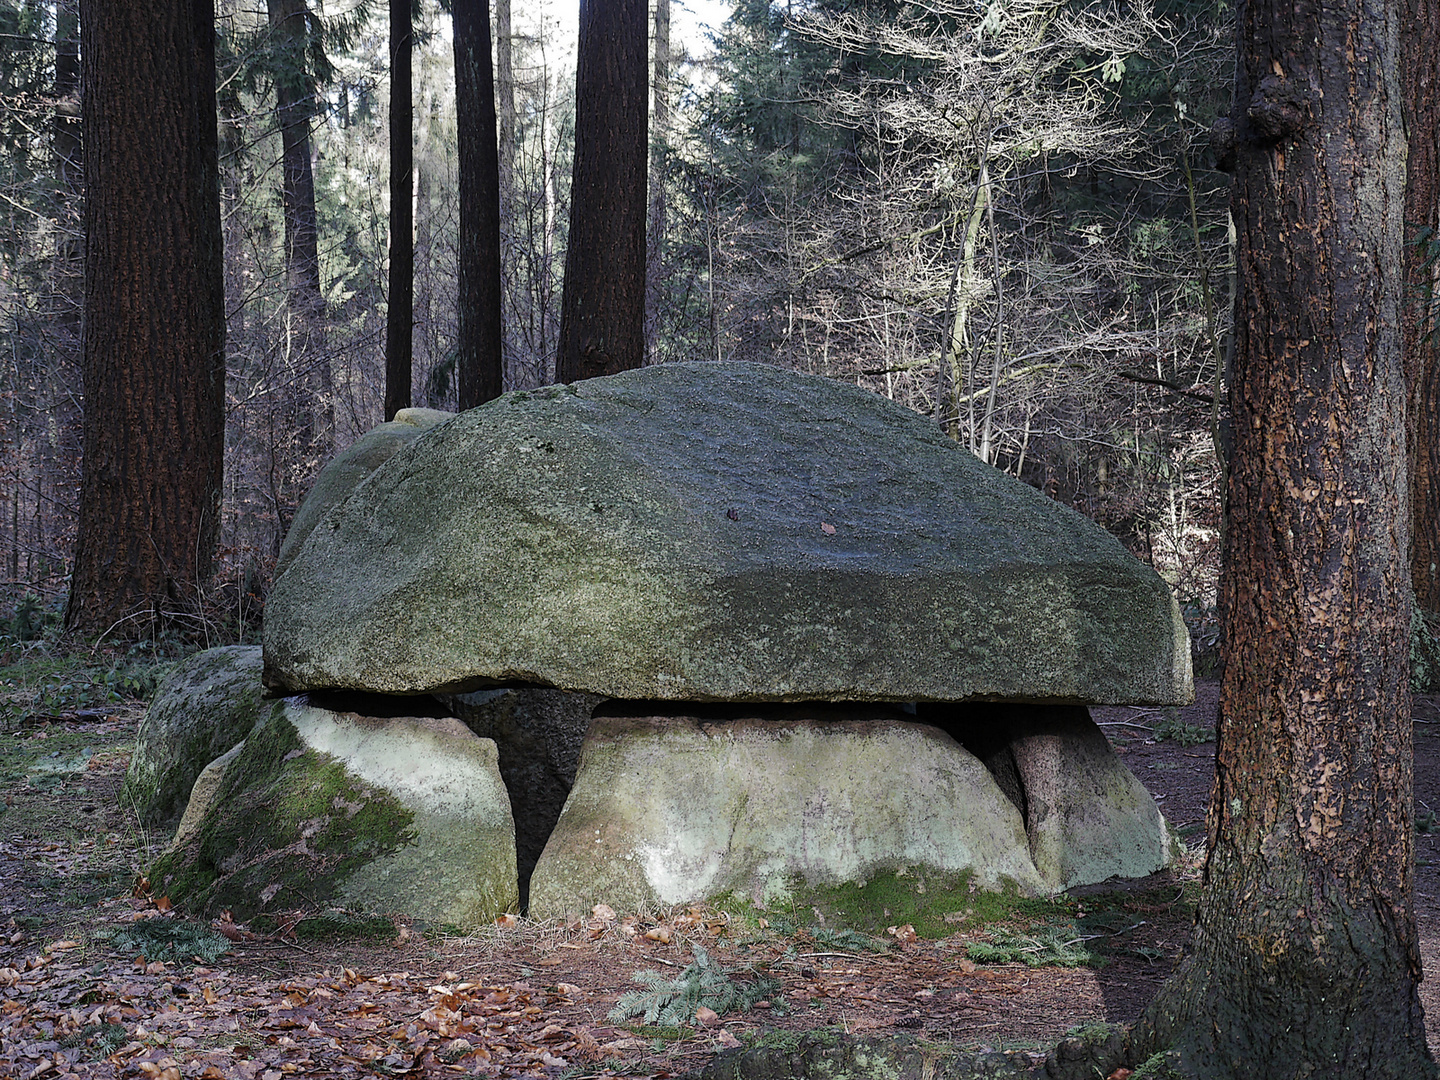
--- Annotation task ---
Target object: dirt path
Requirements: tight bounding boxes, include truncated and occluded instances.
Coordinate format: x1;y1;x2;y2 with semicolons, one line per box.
1;680;1437;1078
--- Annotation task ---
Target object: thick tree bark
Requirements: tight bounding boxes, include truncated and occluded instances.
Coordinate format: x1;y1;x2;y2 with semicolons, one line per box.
1405;0;1440;614
454;0;504;409
556;0;648;383
383;0;414;421
1132;0;1435;1072
67;0;226;634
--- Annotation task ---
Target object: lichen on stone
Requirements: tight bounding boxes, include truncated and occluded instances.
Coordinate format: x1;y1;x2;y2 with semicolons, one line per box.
150;701;417;920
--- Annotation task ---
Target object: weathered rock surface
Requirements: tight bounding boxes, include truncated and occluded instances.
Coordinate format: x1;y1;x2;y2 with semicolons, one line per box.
927;703;1178;891
274;406;454;580
121;645;266;834
264;362;1191;705
166;741;245;853
1008;708;1176;890
526;707;1049;920
149;696;518;926
439;688;602;908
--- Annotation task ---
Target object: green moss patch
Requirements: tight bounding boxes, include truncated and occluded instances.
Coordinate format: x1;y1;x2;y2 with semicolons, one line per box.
251;910;397;942
770;867;1070;939
149;704;416;921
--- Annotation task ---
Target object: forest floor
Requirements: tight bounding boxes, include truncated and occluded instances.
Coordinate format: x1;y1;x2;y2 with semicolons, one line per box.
2;668;1439;1080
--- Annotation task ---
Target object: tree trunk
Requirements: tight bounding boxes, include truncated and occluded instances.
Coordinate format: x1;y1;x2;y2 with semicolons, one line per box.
556;0;648;383
644;0;669;364
496;0;514;216
266;0;323;306
266;0;331;473
50;0;83;552
454;0;504;409
1132;0;1435;1071
384;0;414;421
67;0;226;635
1405;0;1440;616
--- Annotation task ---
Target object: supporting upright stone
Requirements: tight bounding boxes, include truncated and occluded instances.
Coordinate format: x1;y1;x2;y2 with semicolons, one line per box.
121;645;265;834
149;696;518;927
528;707;1048;921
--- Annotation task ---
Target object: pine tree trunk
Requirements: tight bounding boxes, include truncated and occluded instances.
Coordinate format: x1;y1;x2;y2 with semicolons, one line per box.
266;0;331;470
644;0;669;364
50;1;83;556
496;0;516;386
266;0;322;305
1405;0;1440;616
556;0;648;383
67;0;226;634
1133;0;1435;1070
384;0;414;421
454;0;504;409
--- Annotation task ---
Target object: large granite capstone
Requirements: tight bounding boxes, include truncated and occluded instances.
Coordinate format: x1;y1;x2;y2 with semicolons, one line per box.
264;362;1190;704
273;406;454;580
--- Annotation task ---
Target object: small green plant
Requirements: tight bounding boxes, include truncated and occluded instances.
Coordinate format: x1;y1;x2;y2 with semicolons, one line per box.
609;943;780;1026
809;926;890;953
1151;709;1212;747
966;923;1105;968
106;917;232;964
60;1022;130;1060
9;593;47;641
251;910;396;941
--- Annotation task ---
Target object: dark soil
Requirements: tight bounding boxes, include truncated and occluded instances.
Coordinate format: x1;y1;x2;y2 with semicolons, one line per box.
1;679;1437;1078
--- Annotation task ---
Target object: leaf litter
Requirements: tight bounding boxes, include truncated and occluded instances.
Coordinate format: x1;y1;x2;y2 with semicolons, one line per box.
4;677;1395;1075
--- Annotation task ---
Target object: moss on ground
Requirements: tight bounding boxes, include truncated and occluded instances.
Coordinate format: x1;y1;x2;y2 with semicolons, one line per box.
688;1031;1039;1079
729;867;1073;939
1131;1050;1189;1079
149;703;416;920
250;910;397;942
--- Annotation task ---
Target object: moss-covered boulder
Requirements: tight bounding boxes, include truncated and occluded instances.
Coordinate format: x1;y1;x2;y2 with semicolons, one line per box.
166;740;245;853
527;707;1049;921
121;645;265;835
274;406;454;580
150;696;518;926
263;362;1191;705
